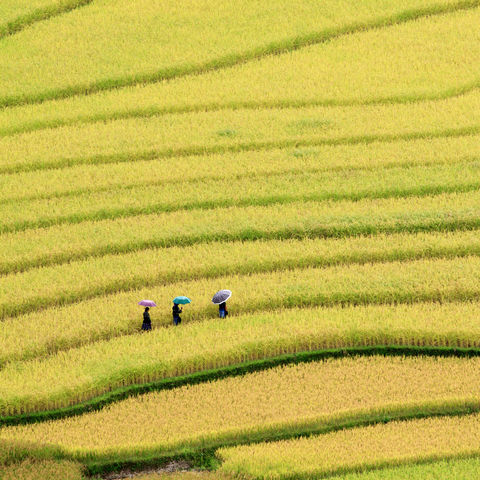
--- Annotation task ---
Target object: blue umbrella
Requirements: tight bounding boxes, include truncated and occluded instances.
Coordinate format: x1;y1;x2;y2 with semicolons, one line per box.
173;296;191;305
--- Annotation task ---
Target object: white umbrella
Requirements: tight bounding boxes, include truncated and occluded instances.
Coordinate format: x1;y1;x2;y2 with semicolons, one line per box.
212;289;232;304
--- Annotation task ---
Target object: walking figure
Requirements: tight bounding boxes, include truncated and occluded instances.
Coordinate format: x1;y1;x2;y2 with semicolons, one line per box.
142;307;152;331
219;301;228;319
212;289;232;318
172;303;182;326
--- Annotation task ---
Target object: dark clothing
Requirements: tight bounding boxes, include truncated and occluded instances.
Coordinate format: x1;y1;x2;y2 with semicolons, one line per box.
142;310;151;331
219;302;228;319
173;304;182;326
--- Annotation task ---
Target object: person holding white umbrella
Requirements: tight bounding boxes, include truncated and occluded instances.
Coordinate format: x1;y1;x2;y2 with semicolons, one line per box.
212;290;232;318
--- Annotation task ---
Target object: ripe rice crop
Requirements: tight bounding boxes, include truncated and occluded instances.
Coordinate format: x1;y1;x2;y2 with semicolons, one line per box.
2;135;479;204
2;298;480;416
2;190;480;275
2;356;480;462
2;229;480;345
132;474;225;480
2;160;479;234
121;457;480;480
217;414;480;479
1;6;479;137
2;91;480;173
0;1;90;39
0;459;83;480
0;0;57;23
0;0;467;106
330;458;480;480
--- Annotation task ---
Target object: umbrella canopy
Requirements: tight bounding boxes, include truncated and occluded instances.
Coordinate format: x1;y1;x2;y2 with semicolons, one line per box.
138;300;157;307
173;296;191;305
212;289;232;304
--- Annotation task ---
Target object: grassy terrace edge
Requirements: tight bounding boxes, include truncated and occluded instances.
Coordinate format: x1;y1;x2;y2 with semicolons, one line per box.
3;346;480;428
0;0;478;108
2;81;479;140
4;214;480;276
3;239;480;323
3;180;480;236
4;124;480;175
6;402;480;476
85;410;480;476
0;0;93;40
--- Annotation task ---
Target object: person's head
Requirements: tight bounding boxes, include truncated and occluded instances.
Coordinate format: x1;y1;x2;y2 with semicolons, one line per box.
145;307;149;312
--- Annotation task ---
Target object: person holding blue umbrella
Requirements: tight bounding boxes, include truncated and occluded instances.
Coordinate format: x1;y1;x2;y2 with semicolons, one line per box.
172;296;191;325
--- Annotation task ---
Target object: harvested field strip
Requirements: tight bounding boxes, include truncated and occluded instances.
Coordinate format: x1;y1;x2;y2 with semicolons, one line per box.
3;357;480;465
2;136;478;203
1;190;480;275
0;0;473;108
2;229;480;325
3;160;480;235
3;91;480;174
2;5;479;138
0;0;92;40
217;414;480;479
3;297;480;416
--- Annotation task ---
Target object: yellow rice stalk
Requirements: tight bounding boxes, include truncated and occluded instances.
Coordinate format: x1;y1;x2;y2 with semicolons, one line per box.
2;160;479;233
0;0;77;28
217;414;480;479
2;190;480;275
1;229;480;363
1;135;479;203
2;90;480;172
1;6;479;137
331;458;480;480
2;357;480;461
0;459;83;480
0;0;464;103
1;297;480;415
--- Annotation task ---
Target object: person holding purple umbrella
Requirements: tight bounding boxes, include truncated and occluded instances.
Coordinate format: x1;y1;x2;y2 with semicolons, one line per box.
138;300;156;331
142;307;152;331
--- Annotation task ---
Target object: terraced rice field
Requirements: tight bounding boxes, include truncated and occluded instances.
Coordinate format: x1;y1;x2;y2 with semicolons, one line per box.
1;0;480;478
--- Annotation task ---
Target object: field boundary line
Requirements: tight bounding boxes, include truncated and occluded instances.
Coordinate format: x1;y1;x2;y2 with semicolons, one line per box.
3;214;480;276
2;241;480;323
3;124;480;175
2;82;479;139
0;0;93;40
4;155;477;204
3;347;480;428
85;415;480;476
4;413;480;477
0;0;478;109
2;180;479;236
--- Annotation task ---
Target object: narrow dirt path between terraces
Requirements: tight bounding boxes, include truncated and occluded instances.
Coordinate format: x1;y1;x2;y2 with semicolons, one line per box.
101;460;203;479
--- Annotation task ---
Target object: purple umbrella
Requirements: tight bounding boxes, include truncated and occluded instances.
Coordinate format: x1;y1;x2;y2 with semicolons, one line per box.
138;300;157;307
